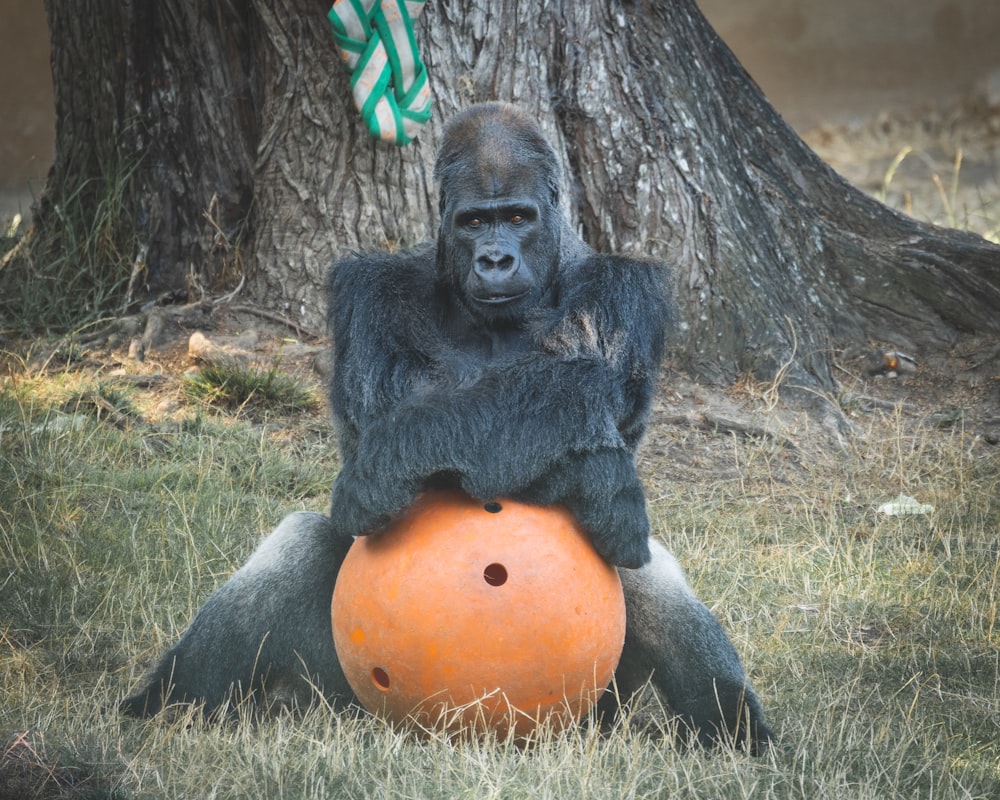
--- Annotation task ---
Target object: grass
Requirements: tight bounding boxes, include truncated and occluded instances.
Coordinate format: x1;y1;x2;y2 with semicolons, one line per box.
182;360;323;416
1;364;998;799
0;143;143;336
2;103;998;798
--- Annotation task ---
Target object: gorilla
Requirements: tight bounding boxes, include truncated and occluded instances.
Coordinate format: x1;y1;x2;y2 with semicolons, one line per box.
121;103;773;753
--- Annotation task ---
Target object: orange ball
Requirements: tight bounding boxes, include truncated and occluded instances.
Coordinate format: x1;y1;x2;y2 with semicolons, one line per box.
331;489;626;739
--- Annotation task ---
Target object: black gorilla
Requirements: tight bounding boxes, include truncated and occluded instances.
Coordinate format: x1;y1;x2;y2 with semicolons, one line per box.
122;103;773;752
327;105;663;570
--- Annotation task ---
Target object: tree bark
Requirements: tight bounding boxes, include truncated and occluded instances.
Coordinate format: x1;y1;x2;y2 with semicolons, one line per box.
37;0;263;298
29;0;1000;391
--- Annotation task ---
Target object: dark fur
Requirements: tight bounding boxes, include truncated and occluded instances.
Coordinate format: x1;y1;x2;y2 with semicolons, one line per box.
327;103;665;569
122;103;773;751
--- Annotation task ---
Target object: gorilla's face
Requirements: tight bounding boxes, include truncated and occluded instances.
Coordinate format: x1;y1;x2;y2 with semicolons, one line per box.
434;104;563;327
451;197;552;313
444;189;557;319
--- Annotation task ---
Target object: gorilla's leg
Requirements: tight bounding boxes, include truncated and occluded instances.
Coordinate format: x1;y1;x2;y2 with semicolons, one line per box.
120;512;355;718
608;539;773;753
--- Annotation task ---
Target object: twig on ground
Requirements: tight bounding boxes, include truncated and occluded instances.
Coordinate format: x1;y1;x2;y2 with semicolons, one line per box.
659;411;797;449
226;304;324;340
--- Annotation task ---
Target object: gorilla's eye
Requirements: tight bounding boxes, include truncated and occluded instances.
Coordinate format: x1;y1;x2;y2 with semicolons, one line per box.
509;214;525;225
466;218;484;229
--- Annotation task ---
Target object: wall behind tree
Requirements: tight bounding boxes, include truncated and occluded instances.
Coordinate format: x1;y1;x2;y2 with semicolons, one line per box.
0;0;55;224
697;0;1000;129
2;0;999;223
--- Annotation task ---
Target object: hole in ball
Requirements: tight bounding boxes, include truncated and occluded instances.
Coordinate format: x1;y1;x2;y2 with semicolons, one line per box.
484;501;502;514
483;562;508;586
371;667;391;691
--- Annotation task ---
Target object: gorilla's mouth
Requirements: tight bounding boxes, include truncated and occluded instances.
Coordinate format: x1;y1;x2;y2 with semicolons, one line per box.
473;289;530;306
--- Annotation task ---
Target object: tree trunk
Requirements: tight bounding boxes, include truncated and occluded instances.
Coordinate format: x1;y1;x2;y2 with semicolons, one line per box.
28;0;1000;391
36;0;263;300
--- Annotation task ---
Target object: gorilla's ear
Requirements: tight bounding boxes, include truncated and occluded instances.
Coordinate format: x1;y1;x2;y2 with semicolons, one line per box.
548;178;559;208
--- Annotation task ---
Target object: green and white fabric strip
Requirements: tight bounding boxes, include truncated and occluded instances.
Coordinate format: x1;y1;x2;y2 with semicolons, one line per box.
329;0;432;146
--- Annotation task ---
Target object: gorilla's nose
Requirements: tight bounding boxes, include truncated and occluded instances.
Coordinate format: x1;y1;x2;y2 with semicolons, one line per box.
475;250;516;275
476;244;514;272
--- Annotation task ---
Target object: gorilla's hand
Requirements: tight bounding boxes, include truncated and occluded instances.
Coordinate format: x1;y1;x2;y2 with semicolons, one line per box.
573;473;652;569
517;447;651;569
328;458;419;539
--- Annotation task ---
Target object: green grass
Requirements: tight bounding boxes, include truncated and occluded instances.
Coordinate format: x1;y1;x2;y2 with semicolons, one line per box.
1;368;998;799
182;361;322;416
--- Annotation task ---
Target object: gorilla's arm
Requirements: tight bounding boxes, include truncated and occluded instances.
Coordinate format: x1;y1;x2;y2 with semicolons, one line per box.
327;253;669;567
330;356;646;561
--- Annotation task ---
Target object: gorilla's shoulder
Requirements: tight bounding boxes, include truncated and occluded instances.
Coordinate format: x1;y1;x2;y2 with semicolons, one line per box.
576;252;669;285
329;244;437;300
326;245;438;337
569;253;671;316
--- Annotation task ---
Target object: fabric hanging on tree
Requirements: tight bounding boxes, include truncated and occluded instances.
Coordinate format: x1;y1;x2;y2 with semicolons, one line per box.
329;0;432;146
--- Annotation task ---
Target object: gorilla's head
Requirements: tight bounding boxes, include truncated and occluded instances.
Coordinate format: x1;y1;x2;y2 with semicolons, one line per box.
434;104;563;326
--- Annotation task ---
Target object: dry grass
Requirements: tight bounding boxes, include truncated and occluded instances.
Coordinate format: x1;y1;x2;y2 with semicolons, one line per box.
1;362;998;799
2;101;999;799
